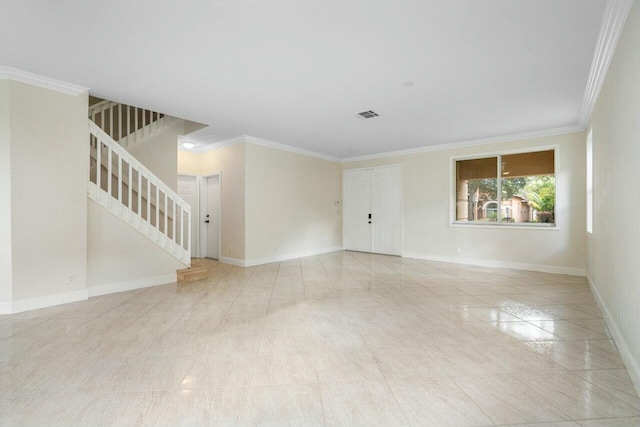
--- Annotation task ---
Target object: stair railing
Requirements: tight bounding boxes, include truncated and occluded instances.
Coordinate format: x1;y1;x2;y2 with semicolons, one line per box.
88;120;191;266
88;100;174;148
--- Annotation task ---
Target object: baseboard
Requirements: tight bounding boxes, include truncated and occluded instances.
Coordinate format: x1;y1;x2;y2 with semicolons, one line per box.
219;246;344;268
88;273;177;297
2;289;89;315
586;275;640;397
402;251;586;276
219;256;246;267
244;246;344;267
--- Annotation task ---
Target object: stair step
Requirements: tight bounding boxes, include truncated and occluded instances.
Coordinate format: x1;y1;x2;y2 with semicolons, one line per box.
177;266;208;283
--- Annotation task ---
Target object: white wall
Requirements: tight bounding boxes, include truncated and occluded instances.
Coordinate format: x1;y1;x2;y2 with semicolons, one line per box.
9;81;88;303
343;131;586;275
178;143;246;261
244;143;342;263
587;1;640;393
87;200;183;294
0;80;12;307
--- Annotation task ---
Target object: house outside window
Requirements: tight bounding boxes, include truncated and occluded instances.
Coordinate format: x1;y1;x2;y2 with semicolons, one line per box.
453;148;556;227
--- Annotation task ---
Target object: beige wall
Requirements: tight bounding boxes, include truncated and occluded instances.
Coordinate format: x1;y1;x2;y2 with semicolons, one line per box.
0;81;12;307
9;81;88;301
178;143;246;260
343;131;586;274
587;1;640;391
126;120;184;193
87;200;183;292
245;144;342;263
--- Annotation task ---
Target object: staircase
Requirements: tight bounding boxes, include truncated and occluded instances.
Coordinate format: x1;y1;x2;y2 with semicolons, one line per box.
87;102;191;267
89;100;177;149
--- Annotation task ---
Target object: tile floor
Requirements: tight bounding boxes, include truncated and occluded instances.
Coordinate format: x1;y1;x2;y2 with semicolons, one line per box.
0;251;639;426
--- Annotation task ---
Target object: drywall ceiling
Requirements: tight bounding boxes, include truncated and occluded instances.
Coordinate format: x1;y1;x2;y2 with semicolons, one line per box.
0;0;606;158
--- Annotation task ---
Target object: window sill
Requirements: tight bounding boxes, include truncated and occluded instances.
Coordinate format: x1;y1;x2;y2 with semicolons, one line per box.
450;222;559;231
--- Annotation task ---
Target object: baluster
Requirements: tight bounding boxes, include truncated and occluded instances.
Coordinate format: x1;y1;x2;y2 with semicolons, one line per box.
142;108;146;134
134;107;139;144
164;190;168;239
126;105;130;142
109;103;114;138
107;146;112;205
147;178;151;231
128;162;133;212
118;104;122;141
172;198;176;245
101;104;107;132
117;155;122;207
96;137;101;197
187;209;191;257
179;205;184;250
138;169;142;222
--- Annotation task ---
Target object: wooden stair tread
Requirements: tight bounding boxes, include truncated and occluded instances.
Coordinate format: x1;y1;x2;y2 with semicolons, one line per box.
177;266;208;283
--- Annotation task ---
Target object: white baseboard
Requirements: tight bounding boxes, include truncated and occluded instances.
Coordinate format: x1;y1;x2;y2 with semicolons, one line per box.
1;289;89;315
402;251;586;276
219;246;344;268
244;246;344;267
88;273;177;297
586;275;640;397
219;256;246;267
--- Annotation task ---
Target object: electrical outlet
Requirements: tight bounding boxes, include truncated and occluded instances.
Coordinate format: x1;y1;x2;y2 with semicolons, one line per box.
68;274;75;284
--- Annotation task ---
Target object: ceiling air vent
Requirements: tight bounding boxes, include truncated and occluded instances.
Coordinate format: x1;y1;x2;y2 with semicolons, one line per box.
356;110;379;119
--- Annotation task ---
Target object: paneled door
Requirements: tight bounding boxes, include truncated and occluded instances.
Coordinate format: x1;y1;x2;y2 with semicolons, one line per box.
343;165;402;256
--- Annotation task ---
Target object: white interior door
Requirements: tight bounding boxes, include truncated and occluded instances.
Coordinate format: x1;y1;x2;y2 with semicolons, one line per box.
343;166;402;256
202;175;220;259
206;176;220;259
344;169;373;252
372;166;402;255
177;175;199;257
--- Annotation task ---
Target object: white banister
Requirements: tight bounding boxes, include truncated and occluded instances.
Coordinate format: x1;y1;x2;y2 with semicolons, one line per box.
89;101;173;150
87;120;191;266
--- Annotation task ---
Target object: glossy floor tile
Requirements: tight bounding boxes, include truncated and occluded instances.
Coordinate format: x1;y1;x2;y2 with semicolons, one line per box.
0;251;639;426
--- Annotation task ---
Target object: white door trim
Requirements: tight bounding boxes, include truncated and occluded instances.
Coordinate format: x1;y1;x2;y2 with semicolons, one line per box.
200;172;222;260
178;174;201;258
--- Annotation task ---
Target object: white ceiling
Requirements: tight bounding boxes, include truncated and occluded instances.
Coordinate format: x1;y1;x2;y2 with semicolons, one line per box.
0;0;606;158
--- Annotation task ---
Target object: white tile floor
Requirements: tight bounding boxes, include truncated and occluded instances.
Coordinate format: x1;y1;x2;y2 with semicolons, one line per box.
1;251;639;426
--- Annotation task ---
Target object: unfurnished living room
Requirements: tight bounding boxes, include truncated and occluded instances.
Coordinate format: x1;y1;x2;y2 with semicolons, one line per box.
1;0;640;426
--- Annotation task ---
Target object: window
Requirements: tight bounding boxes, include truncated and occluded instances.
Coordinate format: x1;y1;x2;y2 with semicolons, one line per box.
586;131;593;234
454;149;555;226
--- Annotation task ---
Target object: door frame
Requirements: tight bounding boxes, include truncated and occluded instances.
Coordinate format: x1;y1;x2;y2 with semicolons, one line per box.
199;173;222;260
178;173;201;258
342;164;404;256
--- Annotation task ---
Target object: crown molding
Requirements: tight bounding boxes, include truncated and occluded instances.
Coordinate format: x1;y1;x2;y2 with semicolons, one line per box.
178;135;245;153
0;65;89;96
578;0;633;127
179;134;340;162
340;125;584;163
242;135;340;162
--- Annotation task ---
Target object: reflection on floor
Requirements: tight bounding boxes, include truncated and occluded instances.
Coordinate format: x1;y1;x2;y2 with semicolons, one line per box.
1;251;639;426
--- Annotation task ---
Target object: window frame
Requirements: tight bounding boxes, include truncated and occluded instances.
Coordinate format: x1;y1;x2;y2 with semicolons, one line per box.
449;144;560;230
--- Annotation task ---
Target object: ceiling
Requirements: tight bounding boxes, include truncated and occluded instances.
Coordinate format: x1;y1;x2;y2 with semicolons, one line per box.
0;0;606;158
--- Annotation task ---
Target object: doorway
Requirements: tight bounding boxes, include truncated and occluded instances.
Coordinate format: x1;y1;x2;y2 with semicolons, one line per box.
200;174;221;260
343;165;402;256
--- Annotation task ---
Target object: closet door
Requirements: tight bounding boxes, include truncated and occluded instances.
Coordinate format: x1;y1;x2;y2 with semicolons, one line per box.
343;165;402;255
344;169;373;252
371;166;402;256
